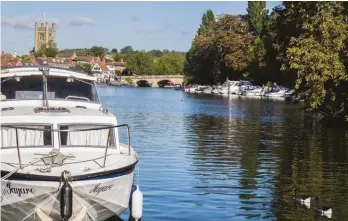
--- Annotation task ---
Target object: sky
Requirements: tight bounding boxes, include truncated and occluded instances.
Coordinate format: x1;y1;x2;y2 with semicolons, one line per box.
1;1;282;55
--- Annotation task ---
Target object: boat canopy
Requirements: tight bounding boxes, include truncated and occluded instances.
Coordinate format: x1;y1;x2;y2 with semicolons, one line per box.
1;67;100;103
1;67;96;81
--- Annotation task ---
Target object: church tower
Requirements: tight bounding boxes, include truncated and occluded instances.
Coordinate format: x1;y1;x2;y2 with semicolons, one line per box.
34;21;56;52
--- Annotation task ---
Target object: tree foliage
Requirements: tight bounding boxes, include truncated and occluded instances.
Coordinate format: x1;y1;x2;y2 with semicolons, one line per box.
120;46;134;54
35;41;59;57
184;10;253;84
90;46;106;59
76;63;93;75
282;2;348;117
123;51;184;75
184;1;348;120
247;1;267;36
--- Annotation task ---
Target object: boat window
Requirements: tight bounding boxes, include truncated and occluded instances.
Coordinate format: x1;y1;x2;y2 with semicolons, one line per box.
59;124;115;148
1;75;99;103
1;125;52;148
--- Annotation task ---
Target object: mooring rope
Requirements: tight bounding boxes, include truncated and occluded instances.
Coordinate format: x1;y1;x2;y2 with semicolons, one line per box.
1;159;42;181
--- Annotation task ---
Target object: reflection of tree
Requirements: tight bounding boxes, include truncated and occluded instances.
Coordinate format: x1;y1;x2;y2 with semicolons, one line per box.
271;110;348;221
186;99;348;220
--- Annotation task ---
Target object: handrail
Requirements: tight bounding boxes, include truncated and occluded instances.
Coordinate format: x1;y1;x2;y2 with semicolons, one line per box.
1;124;131;168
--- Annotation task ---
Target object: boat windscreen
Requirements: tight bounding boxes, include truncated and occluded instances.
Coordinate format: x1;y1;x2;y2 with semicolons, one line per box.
1;125;53;148
1;75;99;102
59;124;116;148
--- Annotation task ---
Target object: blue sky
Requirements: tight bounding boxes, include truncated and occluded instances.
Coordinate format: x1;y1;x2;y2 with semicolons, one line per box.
1;1;281;55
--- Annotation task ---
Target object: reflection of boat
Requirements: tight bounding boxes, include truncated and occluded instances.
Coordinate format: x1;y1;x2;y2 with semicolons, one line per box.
0;66;142;221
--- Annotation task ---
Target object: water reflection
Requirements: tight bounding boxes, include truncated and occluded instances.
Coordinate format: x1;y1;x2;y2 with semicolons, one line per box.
98;87;348;221
184;97;348;221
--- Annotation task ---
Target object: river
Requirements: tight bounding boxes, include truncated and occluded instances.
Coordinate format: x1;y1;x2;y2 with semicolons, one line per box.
98;86;348;221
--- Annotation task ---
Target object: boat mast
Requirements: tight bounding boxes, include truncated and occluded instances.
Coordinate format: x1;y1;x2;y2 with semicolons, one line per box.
39;61;50;107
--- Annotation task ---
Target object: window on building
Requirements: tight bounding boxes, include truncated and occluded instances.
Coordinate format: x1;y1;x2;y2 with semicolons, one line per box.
39;33;44;41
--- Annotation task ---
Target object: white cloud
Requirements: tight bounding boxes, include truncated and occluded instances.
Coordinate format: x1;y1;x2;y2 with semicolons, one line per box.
71;17;95;26
1;16;60;29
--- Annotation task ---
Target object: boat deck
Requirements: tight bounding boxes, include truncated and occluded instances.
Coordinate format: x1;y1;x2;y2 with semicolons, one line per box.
1;145;137;180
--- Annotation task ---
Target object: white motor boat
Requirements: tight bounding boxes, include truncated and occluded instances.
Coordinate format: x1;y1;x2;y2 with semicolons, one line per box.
229;80;253;95
188;84;199;93
262;83;294;101
218;80;238;95
202;86;213;94
194;85;212;94
241;85;264;97
0;66;143;221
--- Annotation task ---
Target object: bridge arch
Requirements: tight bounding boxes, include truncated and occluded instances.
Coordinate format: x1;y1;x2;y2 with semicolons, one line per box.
157;79;174;88
129;75;184;87
136;80;152;87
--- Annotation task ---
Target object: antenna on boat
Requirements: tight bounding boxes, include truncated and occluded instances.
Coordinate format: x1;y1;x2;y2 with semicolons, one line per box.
39;61;50;107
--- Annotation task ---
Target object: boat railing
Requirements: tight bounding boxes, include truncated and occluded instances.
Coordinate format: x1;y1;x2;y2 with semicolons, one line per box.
0;124;131;168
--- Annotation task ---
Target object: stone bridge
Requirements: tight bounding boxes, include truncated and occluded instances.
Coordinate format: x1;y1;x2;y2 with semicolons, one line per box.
127;75;184;87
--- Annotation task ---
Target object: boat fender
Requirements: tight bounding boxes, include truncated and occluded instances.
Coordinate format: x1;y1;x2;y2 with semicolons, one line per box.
60;173;73;221
131;185;143;220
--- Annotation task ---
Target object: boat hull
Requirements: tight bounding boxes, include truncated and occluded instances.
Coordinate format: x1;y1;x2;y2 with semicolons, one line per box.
1;169;135;221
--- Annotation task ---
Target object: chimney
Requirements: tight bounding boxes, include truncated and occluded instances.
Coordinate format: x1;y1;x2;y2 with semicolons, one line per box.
1;51;4;56
45;22;48;28
41;23;44;27
35;22;38;29
52;23;56;30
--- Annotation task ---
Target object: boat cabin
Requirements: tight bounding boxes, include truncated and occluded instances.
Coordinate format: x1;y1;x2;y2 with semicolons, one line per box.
0;67;126;152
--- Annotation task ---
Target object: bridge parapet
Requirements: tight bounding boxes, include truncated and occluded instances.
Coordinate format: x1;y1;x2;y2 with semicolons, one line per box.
129;75;184;79
126;75;184;87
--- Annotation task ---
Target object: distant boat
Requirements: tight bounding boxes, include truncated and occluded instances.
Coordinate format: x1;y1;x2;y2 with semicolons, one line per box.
174;84;182;90
262;83;295;101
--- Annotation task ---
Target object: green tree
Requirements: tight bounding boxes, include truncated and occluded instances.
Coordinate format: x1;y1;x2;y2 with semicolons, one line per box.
247;1;267;36
184;9;217;84
282;2;348;118
197;9;215;35
154;53;185;75
113;53;123;62
124;51;154;75
76;63;93;75
21;55;31;61
35;41;59;57
249;2;268;66
120;46;134;54
90;46;105;59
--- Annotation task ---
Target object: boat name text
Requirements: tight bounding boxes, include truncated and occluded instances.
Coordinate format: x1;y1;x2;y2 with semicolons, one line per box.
89;183;114;195
5;183;36;197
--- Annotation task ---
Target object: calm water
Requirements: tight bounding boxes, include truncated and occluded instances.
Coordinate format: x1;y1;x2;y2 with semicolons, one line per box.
97;86;348;221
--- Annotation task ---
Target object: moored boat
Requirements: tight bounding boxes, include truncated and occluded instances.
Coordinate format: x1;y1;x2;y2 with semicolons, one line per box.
0;66;142;221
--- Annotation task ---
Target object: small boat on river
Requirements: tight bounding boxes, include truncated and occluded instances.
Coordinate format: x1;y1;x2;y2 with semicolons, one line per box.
0;66;143;221
262;83;295;101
